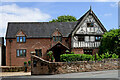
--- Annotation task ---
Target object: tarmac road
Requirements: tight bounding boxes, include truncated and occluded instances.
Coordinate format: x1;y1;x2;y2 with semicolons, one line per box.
2;70;119;80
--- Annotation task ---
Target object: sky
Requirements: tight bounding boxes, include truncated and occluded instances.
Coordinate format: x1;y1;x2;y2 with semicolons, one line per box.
0;2;119;38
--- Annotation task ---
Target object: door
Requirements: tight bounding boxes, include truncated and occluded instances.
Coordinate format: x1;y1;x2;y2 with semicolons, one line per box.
35;49;42;57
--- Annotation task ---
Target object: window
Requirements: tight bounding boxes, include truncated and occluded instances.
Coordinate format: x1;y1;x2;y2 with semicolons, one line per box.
17;37;19;42
84;49;93;55
87;23;94;27
90;36;95;41
33;61;37;67
95;36;101;41
16;49;26;57
35;49;42;57
53;36;56;41
23;37;26;42
78;36;84;41
53;36;62;42
17;36;26;43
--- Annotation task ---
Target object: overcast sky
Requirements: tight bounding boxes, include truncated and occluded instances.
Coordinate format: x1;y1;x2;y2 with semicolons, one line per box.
0;2;119;37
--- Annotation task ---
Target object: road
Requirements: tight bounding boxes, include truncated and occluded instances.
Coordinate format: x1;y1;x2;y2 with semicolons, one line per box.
2;70;119;79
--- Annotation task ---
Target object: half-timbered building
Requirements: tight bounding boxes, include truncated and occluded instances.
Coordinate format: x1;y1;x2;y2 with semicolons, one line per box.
6;7;107;66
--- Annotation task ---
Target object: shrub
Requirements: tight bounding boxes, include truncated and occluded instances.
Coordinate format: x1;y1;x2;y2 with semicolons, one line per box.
71;52;74;54
104;52;111;58
47;51;53;57
65;50;70;53
28;61;31;64
100;54;105;59
51;55;55;62
24;62;27;64
60;54;92;62
111;53;119;59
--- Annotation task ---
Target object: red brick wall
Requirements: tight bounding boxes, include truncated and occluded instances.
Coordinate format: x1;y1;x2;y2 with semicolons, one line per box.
71;48;99;55
93;48;99;55
6;37;71;66
71;48;84;54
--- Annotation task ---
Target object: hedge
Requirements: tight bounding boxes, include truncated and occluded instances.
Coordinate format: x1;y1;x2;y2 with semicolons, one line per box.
60;53;119;62
60;54;93;62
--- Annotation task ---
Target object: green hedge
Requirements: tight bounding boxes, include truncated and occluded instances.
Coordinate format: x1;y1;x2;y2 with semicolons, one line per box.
60;54;92;62
60;53;119;62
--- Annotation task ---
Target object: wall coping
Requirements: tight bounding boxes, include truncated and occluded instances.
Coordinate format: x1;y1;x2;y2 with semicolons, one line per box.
32;55;119;64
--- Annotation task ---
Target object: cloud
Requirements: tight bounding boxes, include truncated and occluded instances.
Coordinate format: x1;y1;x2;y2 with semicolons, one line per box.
110;2;118;7
0;4;51;37
104;13;112;16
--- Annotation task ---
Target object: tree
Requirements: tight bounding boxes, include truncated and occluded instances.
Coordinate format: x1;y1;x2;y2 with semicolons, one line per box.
49;15;77;22
99;29;120;56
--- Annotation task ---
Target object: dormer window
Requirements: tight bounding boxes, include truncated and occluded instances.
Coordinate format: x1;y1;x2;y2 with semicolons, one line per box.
16;30;26;43
17;36;26;43
52;28;62;42
87;22;94;27
53;36;62;42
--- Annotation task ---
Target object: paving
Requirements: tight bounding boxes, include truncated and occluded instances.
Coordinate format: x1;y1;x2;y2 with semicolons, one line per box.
0;72;31;77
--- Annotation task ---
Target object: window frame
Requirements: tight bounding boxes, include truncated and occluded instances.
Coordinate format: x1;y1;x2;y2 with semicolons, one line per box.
16;36;26;43
87;22;94;27
78;36;84;41
53;36;62;42
16;49;26;57
35;49;42;57
95;36;101;41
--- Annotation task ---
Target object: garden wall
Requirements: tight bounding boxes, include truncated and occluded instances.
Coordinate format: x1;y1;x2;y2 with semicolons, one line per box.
31;55;119;75
0;66;31;72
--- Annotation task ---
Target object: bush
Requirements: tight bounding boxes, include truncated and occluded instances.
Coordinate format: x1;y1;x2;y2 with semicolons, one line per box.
60;54;92;62
47;51;53;57
24;62;27;64
28;61;31;64
71;52;74;54
100;54;105;59
111;53;119;59
104;52;111;58
60;52;119;62
99;29;120;56
51;55;55;62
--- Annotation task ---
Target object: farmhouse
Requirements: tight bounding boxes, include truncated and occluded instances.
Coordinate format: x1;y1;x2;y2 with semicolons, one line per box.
5;7;107;66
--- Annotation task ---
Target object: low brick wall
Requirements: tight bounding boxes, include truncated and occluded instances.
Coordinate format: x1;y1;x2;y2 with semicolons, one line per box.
31;55;119;75
0;66;31;72
0;66;24;72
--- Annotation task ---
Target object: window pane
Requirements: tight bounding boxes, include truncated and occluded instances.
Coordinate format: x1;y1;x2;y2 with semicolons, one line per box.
95;36;101;41
23;37;26;42
39;49;42;57
59;36;62;42
17;50;19;57
35;50;38;56
85;36;89;41
56;36;58;41
17;37;19;42
23;50;26;57
53;36;56;41
20;50;23;56
20;37;23;42
90;36;95;41
78;36;84;41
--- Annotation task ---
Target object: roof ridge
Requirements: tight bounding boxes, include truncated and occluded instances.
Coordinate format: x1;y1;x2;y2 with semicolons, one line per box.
8;21;78;24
